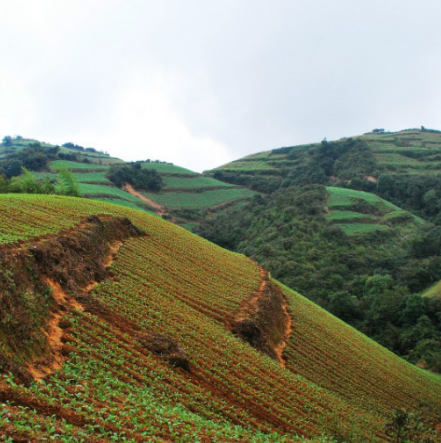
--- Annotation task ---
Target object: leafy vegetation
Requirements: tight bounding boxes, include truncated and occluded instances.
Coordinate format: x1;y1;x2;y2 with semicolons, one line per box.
196;185;441;372
142;187;256;209
106;162;163;191
1;195;440;441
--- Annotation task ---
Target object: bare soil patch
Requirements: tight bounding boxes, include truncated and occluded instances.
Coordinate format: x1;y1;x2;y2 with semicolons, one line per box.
227;265;293;366
123;183;166;214
0;215;144;381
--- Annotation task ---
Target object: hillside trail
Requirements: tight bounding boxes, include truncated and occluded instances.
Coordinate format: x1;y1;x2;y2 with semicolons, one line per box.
27;241;123;381
230;266;293;367
123;183;168;216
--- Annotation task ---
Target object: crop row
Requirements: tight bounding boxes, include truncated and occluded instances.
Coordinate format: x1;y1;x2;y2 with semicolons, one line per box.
49;160;109;170
162;176;234;189
141;163;196;174
78;184;144;203
281;283;441;418
326;187;399;212
339;223;389;235
217;161;276;171
2;195;441;442
325;211;369;221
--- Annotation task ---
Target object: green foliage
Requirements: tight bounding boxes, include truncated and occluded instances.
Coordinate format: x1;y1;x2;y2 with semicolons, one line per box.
1;168;56;195
141;162;196;174
385;407;439;443
143;188;256;208
2;135;12;146
50;160;108;170
57;168;81;197
196;184;441;371
162;175;234;189
106;162;163;191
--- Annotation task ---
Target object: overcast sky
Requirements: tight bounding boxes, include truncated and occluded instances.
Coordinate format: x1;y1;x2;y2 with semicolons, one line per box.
1;1;440;172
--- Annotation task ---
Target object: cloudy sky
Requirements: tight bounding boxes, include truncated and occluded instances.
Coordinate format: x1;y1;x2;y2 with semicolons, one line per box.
1;1;440;172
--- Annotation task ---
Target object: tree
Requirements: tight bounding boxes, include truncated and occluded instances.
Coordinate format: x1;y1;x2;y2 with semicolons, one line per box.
57;168;81;197
2;136;12;146
6;160;22;178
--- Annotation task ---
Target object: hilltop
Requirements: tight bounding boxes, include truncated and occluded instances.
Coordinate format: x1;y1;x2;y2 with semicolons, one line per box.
207;128;441;222
1;194;441;441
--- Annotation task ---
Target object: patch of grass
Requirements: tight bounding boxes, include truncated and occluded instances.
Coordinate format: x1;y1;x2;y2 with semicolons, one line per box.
326;210;370;221
339;223;390;235
49;160;109;170
79;183;143;203
214;160;277;171
141;162;196;174
422;280;441;298
162;176;234;189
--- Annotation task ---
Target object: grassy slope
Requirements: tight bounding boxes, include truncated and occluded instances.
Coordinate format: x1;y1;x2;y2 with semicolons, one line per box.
1;137;257;227
210;129;441;178
1;195;441;441
44;159;256;227
325;186;424;235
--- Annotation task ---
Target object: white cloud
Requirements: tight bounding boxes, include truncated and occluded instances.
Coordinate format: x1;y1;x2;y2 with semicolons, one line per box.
1;0;441;169
70;72;231;172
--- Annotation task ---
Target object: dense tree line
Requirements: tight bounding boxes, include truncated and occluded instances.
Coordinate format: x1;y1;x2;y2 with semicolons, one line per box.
0;142;59;178
196;185;441;371
106;162;163;191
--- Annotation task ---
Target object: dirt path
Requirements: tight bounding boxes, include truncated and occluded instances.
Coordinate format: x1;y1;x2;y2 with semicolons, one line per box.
123;183;167;215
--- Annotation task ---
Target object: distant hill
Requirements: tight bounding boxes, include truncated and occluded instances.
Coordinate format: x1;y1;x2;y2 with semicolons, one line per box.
1;194;441;441
199;129;441;373
207;128;441;223
0;136;257;229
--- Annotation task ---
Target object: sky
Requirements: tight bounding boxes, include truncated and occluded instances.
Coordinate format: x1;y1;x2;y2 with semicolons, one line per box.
1;1;440;172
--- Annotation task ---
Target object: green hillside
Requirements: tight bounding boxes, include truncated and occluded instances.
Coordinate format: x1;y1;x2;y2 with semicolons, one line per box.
207;128;441;223
196;184;441;372
1;195;441;441
0;137;257;228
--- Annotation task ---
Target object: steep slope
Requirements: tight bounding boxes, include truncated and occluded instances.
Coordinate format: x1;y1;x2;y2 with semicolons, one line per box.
1;195;441;441
195;185;441;372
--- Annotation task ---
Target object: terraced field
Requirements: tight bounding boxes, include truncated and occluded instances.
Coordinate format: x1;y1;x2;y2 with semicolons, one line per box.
1;195;441;441
360;129;441;174
49;160;110;170
142;188;256;209
141;162;196;174
325;187;422;235
44;158;256;226
162;176;234;189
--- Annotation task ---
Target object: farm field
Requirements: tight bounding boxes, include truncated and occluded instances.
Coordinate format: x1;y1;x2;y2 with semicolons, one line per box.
213;160;278;171
1;194;441;442
49;160;110;170
162;176;234;189
325;187;420;235
141;162;196;174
